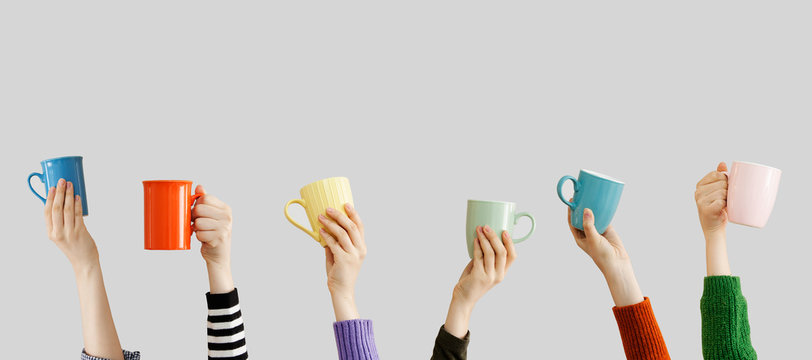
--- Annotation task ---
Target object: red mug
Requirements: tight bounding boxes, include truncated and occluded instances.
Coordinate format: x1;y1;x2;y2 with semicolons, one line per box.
143;180;202;250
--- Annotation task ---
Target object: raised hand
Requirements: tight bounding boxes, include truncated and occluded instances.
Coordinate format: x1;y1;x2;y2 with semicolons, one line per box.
568;207;643;307
444;225;517;339
192;185;235;294
44;178;98;269
695;162;729;234
319;203;367;321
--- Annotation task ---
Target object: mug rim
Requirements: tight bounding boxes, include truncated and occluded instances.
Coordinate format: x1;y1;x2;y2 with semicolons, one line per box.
41;155;83;163
468;199;516;206
580;169;625;184
732;161;782;173
301;176;350;189
142;180;194;184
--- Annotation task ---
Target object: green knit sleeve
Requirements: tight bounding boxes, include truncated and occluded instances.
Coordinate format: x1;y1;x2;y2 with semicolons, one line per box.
700;276;757;360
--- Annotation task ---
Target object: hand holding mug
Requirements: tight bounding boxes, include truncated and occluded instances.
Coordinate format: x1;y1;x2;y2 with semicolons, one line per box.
192;185;233;268
190;185;235;294
695;162;730;234
567;207;642;307
445;226;516;339
319;203;366;321
454;225;516;307
44;179;98;270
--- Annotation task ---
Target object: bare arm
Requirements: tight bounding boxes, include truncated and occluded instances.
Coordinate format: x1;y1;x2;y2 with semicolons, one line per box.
45;179;123;360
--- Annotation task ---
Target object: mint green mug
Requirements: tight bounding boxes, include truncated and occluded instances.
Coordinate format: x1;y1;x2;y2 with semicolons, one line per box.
466;200;535;258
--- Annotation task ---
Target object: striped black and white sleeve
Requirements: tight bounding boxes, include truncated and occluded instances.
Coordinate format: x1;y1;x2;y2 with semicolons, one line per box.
206;288;248;360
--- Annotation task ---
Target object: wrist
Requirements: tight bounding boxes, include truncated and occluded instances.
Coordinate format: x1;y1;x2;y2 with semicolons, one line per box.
330;291;359;321
449;294;476;315
71;257;101;276
206;263;234;294
703;228;726;243
603;262;644;307
444;295;475;339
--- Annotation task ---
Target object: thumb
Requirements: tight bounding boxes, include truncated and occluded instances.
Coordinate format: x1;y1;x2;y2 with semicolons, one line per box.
717;162;728;173
582;208;602;240
195;184;206;195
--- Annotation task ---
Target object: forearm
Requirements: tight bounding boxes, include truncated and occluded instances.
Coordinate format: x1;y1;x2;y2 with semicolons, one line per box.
602;261;644;307
331;292;360;321
704;230;731;276
443;297;474;339
74;261;124;360
206;261;235;294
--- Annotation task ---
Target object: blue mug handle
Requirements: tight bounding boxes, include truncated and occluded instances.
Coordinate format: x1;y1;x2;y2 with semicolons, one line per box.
557;175;579;210
28;172;47;204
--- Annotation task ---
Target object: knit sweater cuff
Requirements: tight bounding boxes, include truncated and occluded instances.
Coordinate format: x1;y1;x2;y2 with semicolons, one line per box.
702;276;742;298
612;297;671;360
333;319;380;360
436;325;470;352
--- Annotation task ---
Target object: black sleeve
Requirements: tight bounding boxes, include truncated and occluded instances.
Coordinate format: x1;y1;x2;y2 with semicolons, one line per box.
431;325;469;360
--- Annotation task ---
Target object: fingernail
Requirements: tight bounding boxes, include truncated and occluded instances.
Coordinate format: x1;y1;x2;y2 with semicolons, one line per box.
584;209;592;219
75;195;80;200
67;181;73;188
319;228;326;233
484;225;491;233
58;178;65;185
326;207;334;214
346;203;354;210
318;214;326;221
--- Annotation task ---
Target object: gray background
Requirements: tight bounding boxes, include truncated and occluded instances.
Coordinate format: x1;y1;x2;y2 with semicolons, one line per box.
1;1;810;359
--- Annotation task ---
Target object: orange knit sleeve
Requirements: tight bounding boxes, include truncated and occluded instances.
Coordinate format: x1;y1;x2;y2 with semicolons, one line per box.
612;297;670;360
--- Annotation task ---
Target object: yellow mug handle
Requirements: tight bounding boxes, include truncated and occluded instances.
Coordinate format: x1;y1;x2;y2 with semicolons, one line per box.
284;199;321;244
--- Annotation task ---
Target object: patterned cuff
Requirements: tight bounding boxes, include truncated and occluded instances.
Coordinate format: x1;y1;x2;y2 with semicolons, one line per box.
207;288;248;360
81;349;141;360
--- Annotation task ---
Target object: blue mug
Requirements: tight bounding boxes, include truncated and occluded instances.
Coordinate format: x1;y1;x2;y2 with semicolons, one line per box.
28;156;89;216
556;169;624;234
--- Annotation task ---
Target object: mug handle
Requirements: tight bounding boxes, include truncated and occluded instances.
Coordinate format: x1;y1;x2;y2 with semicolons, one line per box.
556;175;579;209
284;199;320;243
512;212;536;244
28;172;47;204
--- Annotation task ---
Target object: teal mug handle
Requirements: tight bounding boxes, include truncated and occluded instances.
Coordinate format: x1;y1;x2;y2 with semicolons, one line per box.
557;175;579;209
512;212;535;243
28;172;47;204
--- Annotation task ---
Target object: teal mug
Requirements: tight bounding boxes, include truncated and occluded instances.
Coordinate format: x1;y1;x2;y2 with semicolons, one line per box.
28;156;89;216
557;169;624;234
466;200;535;258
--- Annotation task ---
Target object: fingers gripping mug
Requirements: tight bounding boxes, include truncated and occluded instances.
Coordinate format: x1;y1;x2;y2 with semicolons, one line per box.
28;156;89;216
466;200;536;259
726;161;782;228
285;177;354;247
143;180;202;250
557;169;624;234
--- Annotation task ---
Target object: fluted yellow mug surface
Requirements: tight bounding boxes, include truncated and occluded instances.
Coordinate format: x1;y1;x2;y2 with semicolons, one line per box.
284;177;354;247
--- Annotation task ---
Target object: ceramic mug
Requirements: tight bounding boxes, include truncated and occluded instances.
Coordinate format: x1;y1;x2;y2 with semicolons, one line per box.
466;200;535;259
726;161;782;228
285;177;354;247
28;156;89;216
143;180;202;250
557;169;624;234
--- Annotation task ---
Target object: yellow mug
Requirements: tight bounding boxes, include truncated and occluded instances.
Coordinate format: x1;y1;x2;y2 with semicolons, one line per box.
284;177;354;247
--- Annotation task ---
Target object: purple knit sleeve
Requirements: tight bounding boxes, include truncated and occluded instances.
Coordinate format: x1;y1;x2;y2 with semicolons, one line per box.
333;319;380;360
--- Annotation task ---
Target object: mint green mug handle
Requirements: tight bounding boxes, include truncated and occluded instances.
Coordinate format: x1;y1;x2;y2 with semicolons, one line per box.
512;212;535;243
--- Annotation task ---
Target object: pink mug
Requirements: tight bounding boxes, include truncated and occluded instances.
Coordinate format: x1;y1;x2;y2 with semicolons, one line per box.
726;161;782;228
